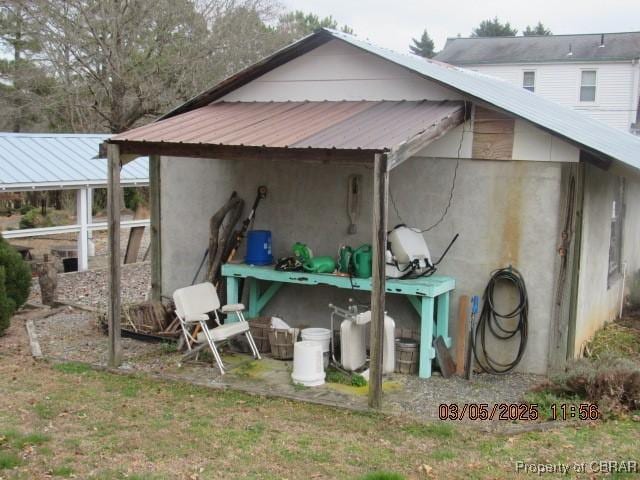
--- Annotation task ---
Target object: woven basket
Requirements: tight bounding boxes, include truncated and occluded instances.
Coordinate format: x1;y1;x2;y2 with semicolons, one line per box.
395;337;420;374
249;317;272;353
268;328;299;360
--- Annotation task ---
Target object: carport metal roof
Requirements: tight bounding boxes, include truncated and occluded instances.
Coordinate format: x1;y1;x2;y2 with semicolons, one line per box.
0;133;148;191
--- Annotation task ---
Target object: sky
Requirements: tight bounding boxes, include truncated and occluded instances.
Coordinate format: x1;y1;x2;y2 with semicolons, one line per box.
279;0;640;53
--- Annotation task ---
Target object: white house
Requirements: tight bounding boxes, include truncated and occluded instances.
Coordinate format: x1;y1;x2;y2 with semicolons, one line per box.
434;32;640;133
105;29;640;381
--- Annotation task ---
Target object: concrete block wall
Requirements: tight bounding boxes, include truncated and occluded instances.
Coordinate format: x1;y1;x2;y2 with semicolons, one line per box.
160;155;563;374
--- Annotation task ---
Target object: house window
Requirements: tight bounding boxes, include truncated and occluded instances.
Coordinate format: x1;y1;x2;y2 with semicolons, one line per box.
580;70;597;102
523;71;535;92
608;177;624;279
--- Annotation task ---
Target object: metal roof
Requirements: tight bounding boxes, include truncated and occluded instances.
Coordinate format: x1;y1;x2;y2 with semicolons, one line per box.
111;100;465;151
0;133;148;190
123;28;640;172
434;32;640;65
326;29;640;171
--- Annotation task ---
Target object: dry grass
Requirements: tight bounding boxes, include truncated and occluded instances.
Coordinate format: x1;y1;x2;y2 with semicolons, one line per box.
0;356;639;480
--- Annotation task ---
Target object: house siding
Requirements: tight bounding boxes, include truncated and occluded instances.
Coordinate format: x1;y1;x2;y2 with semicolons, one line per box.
467;62;639;132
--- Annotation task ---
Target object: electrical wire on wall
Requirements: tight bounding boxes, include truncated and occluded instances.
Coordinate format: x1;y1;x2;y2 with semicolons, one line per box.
389;102;467;233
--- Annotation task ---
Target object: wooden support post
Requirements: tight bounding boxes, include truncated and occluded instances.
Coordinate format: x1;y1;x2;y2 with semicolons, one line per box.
149;154;162;301
368;153;389;409
107;144;122;367
76;187;89;271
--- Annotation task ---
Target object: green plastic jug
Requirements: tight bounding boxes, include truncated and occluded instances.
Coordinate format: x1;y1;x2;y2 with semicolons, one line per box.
292;242;313;263
303;256;336;274
352;244;372;278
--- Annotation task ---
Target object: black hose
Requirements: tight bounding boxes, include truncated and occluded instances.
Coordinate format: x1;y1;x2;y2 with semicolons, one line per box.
472;267;528;374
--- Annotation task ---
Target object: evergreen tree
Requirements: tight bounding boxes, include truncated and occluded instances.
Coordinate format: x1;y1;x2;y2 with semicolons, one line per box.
523;22;552;36
277;10;352;39
0;2;54;132
471;17;517;37
410;29;436;58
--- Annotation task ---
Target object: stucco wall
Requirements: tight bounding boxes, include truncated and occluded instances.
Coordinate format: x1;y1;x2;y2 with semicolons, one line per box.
574;163;640;352
160;155;563;374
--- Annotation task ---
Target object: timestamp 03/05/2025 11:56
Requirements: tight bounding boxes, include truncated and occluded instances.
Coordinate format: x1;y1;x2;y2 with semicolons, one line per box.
438;403;600;421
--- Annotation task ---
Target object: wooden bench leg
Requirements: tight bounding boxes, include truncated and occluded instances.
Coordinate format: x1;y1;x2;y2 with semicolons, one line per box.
419;297;435;378
436;291;452;347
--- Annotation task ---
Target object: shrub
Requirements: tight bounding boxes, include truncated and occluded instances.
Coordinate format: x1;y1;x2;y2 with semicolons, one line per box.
629;270;640;309
0;234;31;335
19;208;53;229
531;354;640;417
0;267;10;335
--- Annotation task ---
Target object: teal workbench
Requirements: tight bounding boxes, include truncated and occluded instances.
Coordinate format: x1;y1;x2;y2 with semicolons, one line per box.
221;263;455;378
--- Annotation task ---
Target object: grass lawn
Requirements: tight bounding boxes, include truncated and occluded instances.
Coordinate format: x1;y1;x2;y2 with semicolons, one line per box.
0;357;638;479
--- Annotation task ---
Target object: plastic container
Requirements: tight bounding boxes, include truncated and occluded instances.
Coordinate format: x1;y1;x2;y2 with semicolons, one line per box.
291;341;325;387
382;315;396;374
245;230;273;265
340;319;367;371
300;327;332;367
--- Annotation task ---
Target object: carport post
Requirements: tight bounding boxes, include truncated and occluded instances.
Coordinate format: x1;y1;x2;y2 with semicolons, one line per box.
76;187;89;271
107;143;122;367
368;152;389;409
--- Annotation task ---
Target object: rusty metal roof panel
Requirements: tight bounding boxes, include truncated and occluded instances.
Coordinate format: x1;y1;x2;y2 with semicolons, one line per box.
111;100;464;152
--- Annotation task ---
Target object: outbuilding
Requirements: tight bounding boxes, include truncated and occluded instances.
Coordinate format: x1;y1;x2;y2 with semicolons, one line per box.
105;29;640;406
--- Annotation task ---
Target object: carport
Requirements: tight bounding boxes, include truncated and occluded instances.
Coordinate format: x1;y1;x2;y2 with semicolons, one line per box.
105;99;468;408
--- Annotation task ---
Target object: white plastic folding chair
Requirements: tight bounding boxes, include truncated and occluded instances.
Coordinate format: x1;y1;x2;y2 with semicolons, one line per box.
173;282;261;374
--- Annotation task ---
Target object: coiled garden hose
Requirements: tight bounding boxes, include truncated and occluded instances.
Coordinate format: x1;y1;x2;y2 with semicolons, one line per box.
472;267;529;374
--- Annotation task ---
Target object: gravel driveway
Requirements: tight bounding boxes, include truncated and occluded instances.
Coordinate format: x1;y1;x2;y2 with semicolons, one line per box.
29;262;151;310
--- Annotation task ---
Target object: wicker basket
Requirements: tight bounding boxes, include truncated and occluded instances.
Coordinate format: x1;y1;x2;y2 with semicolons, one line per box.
268;328;299;360
395;337;420;374
249;317;272;353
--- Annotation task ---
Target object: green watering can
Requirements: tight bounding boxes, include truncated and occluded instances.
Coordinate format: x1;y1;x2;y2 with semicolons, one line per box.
352;244;372;278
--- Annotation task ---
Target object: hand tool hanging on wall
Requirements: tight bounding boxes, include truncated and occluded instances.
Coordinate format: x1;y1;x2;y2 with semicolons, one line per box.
347;174;361;234
465;295;479;380
192;191;244;285
221;185;268;268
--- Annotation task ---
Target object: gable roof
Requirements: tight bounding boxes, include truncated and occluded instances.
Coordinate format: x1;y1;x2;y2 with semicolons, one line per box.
434;32;640;65
157;28;640;172
0;133;148;191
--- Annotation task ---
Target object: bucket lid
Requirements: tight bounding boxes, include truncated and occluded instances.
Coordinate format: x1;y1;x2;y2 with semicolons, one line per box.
395;337;419;348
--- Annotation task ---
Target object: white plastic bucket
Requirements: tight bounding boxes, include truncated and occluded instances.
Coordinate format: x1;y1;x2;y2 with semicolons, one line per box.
300;328;332;367
291;341;325;387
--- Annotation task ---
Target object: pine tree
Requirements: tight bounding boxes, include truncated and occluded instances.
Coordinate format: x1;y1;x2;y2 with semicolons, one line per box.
410;30;436;58
0;2;54;132
523;22;552;36
471;17;517;37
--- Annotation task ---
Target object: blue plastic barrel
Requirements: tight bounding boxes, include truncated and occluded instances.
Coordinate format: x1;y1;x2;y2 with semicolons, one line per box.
245;230;273;265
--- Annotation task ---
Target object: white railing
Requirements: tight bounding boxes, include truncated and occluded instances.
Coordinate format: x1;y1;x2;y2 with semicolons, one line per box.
1;219;150;239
